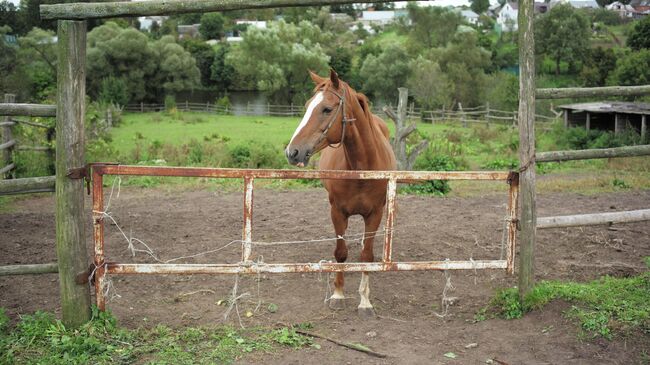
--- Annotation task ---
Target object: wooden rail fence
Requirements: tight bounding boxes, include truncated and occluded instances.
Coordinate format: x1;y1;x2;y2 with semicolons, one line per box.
0;94;56;179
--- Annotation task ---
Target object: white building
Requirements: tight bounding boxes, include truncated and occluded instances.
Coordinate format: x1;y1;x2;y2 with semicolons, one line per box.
497;2;519;31
138;16;167;31
235;20;267;29
460;9;480;25
606;1;636;17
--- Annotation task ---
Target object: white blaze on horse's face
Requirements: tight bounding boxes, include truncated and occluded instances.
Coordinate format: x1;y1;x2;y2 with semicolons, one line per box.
285;91;324;167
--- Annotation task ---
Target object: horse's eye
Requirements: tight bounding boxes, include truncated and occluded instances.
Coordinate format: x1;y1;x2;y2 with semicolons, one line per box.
323;107;332;114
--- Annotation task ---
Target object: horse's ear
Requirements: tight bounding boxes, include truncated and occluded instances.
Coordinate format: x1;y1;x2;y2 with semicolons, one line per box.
330;69;340;89
309;70;326;85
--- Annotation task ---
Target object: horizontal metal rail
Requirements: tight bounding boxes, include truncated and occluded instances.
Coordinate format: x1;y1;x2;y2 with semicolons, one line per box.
94;164;511;181
536;85;650;99
0;103;56;117
107;260;508;275
40;0;410;20
537;145;650;162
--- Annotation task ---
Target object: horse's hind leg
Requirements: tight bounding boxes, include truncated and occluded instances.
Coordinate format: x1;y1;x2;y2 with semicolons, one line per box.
329;207;348;310
358;210;383;318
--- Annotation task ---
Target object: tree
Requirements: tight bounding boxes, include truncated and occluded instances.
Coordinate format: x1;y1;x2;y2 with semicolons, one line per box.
17;27;58;101
431;32;491;107
407;57;452;109
181;39;216;87
627;16;650;51
227;20;330;103
607;49;650;86
406;4;462;51
0;25;19;95
87;22;200;102
329;46;352;81
535;4;591;75
359;44;411;102
470;0;490;15
98;76;129;106
211;45;235;91
199;12;225;40
580;47;617;87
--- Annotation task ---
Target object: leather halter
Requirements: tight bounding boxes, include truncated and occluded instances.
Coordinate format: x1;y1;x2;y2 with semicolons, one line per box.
314;87;356;149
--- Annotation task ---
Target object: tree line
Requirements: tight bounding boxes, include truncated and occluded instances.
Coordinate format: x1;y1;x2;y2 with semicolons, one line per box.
1;2;650;110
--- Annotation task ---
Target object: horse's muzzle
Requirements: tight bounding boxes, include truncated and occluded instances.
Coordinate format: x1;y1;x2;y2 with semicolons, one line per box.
285;146;312;167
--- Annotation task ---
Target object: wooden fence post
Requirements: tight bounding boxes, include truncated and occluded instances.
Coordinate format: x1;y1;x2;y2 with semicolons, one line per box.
382;88;428;170
56;20;91;328
458;102;466;128
486;102;491;127
517;0;537;301
2;94;16;179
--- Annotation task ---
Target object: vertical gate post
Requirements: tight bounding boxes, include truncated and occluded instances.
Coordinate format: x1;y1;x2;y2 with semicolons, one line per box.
56;20;91;327
517;0;537;300
2;94;16;179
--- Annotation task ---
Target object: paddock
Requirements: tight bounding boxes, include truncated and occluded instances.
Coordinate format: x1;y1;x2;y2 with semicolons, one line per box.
1;187;649;363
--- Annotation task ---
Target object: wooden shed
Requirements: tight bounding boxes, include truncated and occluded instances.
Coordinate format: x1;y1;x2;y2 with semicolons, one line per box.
559;101;648;137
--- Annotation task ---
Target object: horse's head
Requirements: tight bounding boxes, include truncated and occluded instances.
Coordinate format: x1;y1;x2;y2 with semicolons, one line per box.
285;69;350;167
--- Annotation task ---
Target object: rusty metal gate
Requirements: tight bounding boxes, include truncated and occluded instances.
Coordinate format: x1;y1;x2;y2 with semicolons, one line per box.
91;163;519;310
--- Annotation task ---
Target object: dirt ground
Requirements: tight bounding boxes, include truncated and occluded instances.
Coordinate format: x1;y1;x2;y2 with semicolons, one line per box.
1;185;649;364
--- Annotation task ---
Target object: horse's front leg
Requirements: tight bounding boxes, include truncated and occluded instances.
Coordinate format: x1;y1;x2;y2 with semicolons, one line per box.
329;206;348;310
358;209;383;318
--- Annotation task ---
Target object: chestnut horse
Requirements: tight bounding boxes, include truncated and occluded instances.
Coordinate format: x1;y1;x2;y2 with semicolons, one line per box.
285;70;396;317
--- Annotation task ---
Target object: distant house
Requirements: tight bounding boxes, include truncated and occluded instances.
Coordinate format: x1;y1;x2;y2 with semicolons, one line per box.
138;16;167;31
550;0;599;8
460;9;480;25
359;9;408;27
560;101;649;137
632;5;650;18
177;24;200;39
496;2;518;31
606;1;636;17
235;20;267;29
3;34;17;46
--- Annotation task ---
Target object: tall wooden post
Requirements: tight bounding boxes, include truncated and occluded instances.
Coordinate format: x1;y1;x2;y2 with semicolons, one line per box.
517;0;537;300
586;112;590;131
642;115;647;142
2;94;16;179
56;20;91;327
615;113;621;134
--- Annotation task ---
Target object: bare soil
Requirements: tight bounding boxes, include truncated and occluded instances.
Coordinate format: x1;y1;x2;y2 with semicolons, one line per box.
1;187;649;364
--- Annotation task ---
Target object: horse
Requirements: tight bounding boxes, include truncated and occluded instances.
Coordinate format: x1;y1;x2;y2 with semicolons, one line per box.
285;70;397;317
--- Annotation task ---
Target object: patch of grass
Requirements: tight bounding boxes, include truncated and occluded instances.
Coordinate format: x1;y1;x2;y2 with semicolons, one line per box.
482;272;650;339
0;307;317;364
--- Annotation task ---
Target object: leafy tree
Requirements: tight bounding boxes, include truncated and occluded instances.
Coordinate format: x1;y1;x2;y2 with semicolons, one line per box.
211;45;235;91
407;57;452;109
98;76;129;106
535;4;590;75
431;32;491;107
485;72;519;111
580;47;617;87
406;4;462;51
329;46;352;81
359;44;411;102
607;49;650;86
17;27;57;101
627;16;650;51
199;12;225;40
87;22;199;102
0;25;19;95
0;1;24;34
227;20;330;103
330;4;357;17
181;39;216;87
470;0;490;15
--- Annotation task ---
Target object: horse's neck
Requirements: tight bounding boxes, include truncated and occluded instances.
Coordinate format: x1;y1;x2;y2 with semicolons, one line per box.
342;94;385;170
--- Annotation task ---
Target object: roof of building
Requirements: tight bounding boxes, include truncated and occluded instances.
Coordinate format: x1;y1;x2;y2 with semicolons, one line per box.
559;102;650;116
461;9;479;18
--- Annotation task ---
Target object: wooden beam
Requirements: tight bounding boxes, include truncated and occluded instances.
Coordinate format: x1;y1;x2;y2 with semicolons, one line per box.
642;115;647;143
0;103;57;117
537;209;650;229
0;263;59;276
536;85;650;99
517;0;537;301
0;163;15;175
2;94;15;179
586;112;590;131
56;20;91;328
40;0;409;20
0;175;56;195
537;145;650;162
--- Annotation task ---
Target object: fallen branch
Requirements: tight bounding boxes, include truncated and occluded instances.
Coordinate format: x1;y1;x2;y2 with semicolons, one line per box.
294;329;388;358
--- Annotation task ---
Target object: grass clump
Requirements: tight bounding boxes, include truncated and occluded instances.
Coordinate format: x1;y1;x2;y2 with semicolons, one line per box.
483;271;650;339
0;307;316;364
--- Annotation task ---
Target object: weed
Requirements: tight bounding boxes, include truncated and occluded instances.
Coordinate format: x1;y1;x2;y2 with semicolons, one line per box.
266;327;312;348
612;177;631;189
482;158;518;170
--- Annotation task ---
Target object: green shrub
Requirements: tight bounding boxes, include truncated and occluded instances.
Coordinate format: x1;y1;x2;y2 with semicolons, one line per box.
403;153;457;195
228;142;284;169
215;95;232;115
482;158;518;170
164;95;177;112
556;127;642;150
98;76;129;106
